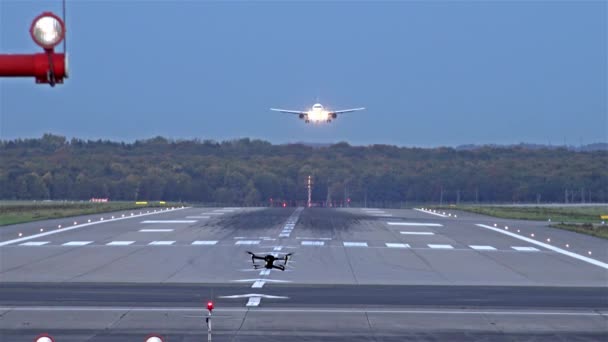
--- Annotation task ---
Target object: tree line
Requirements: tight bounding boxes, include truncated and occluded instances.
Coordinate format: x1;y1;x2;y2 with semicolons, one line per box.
1;134;606;206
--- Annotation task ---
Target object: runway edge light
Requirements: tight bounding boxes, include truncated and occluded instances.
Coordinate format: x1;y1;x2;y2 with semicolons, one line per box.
207;300;214;312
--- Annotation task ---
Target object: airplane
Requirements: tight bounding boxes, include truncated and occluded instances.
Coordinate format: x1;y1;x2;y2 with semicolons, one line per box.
247;251;293;271
270;103;365;123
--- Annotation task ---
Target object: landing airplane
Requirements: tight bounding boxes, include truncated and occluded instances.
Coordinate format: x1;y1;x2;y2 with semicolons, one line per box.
247;251;293;271
270;103;365;123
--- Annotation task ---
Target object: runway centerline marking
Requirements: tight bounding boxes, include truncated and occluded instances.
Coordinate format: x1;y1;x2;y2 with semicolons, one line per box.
62;241;93;246
139;229;174;232
0;207;189;247
141;220;196;224
476;224;608;270
388;222;443;227
251;281;265;288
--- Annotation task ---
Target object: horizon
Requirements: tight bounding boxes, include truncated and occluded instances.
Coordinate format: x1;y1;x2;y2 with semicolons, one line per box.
2;132;606;150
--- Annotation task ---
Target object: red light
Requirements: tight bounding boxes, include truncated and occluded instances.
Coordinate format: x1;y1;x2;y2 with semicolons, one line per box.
207;301;214;311
282;203;287;207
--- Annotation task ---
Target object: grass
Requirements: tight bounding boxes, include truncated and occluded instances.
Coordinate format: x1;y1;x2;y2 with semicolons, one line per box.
432;205;608;239
0;201;184;226
550;223;608;240
434;205;608;224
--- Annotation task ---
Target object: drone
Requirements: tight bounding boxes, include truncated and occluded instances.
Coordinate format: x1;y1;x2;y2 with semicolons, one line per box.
247;251;293;271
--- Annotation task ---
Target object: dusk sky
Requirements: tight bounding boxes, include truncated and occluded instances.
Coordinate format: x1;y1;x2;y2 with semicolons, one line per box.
1;0;606;147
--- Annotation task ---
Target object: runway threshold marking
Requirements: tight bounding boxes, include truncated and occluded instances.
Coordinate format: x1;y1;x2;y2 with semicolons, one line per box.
385;243;410;248
469;245;497;251
301;241;325;246
192;240;218;245
19;241;49;246
148;241;176;245
106;241;135;246
388;222;443;227
235;240;260;245
343;242;368;247
0;207;190;247
476;224;608;270
400;232;434;235
428;244;454;249
62;241;93;246
511;246;540;252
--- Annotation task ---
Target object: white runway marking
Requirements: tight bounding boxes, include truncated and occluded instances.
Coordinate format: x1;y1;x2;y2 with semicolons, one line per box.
251;281;265;288
428;244;454;249
469;245;497;251
141;220;196;224
192;240;218;245
414;208;448;217
246;297;261;307
476;224;608;270
296;237;332;240
235;240;260;245
3;306;602;317
62;241;93;246
385;243;410;248
371;213;393;216
0;207;189;247
19;241;49;246
400;232;435;235
208;213;224;215
343;242;368;247
186;216;210;219
148;241;176;246
139;229;174;232
279;233;290;237
259;269;271;276
511;246;540;252
388;222;443;227
106;241;135;246
301;241;325;246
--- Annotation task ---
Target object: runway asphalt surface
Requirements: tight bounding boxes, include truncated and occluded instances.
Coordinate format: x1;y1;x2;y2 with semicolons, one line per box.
0;206;606;341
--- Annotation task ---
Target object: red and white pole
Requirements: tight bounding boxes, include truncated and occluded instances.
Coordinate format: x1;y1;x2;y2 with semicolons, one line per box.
0;11;68;86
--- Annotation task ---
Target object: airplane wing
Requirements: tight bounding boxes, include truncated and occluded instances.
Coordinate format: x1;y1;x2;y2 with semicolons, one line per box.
329;107;366;115
270;108;307;115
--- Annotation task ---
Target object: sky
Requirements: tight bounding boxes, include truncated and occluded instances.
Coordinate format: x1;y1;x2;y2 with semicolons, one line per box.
0;0;606;147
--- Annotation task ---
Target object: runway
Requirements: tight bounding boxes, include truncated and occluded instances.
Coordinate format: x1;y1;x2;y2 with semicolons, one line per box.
1;207;607;341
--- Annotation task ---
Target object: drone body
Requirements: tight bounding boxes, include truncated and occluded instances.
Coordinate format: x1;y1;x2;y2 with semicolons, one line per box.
247;251;292;271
